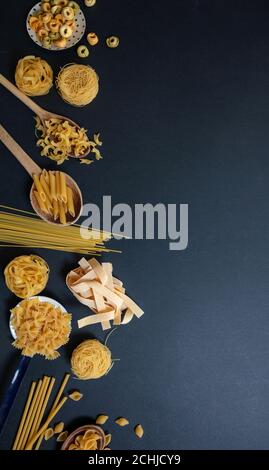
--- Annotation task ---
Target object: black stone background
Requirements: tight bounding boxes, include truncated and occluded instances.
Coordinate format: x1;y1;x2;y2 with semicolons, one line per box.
1;0;269;450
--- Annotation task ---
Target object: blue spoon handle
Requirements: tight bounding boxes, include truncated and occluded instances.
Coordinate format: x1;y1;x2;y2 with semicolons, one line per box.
0;355;31;435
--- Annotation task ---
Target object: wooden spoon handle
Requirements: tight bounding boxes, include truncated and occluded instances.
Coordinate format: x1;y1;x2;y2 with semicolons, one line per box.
0;125;41;177
0;73;43;117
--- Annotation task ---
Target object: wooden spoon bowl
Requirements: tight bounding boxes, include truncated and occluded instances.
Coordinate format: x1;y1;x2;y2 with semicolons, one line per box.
30;172;82;226
0;125;83;226
61;425;106;450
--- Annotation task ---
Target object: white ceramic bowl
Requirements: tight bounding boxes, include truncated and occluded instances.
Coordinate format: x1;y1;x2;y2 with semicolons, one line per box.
10;295;67;339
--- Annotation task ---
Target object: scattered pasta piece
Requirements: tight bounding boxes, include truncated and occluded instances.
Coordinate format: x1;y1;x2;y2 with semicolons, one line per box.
11;298;72;359
77;45;89;58
134;424;144;438
84;0;96;6
66;258;144;331
56;64;99;106
96;415;109;425
80;158;93;165
87;32;99;46
44;428;54;441
4;254;49;298
106;36;120;48
71;339;112;380
15;56;53;96
105;434;112;446
57;431;69;442
115;417;129;427
69;391;83;401
54;422;65;434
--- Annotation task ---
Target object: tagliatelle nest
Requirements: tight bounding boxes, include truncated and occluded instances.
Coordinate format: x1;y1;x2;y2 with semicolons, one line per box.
15;56;53;96
4;255;49;299
71;339;112;380
11;298;72;359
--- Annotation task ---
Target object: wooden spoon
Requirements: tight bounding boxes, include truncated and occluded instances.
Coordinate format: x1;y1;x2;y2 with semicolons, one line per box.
0;124;83;226
0;73;91;159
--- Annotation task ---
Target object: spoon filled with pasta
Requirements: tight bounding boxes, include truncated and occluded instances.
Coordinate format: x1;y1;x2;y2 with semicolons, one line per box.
0;73;92;162
0;124;83;225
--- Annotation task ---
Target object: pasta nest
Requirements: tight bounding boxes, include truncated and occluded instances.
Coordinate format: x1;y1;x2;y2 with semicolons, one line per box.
11;298;72;360
15;56;53;96
71;339;111;380
4;255;49;299
56;64;99;106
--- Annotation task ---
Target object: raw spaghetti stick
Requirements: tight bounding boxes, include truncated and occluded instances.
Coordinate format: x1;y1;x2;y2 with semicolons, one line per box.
25;396;68;450
34;377;56;450
17;379;42;450
12;381;36;450
29;376;50;438
35;374;70;449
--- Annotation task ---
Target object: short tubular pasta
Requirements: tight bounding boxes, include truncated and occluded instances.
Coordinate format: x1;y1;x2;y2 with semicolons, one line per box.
11;298;72;359
15;56;53;96
4;255;49;298
71;339;112;380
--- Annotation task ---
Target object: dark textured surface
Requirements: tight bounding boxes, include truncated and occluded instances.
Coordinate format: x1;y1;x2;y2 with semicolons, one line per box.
0;0;269;450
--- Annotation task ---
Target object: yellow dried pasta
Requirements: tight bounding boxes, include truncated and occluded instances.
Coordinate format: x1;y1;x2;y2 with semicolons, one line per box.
35;117;92;164
11;298;72;359
115;417;129;427
67;429;101;450
15;56;53;96
54;422;65;434
56;64;99;106
69;391;83;401
71;340;112;380
95;415;109;425
44;428;54;441
134;424;144;438
57;431;69;442
105;434;111;446
4;255;49;298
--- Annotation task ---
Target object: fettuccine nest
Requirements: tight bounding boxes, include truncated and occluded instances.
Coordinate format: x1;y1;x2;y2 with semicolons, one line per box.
15;56;53;96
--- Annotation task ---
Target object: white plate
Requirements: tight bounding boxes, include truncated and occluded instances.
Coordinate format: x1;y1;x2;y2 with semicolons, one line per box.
10;295;67;339
26;2;86;51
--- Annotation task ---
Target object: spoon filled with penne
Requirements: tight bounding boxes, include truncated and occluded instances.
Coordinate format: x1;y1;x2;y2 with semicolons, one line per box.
0;74;92;161
0;124;83;225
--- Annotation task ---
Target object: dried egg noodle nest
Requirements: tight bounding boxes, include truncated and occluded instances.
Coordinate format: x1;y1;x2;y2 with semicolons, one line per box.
15;56;53;96
71;339;112;380
4;254;49;299
11;298;72;359
56;64;99;106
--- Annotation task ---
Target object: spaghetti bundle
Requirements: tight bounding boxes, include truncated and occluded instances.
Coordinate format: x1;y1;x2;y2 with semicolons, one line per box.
0;206;114;255
4;254;49;298
13;374;70;450
15;56;53;96
11;298;72;359
71;339;112;380
56;64;99;106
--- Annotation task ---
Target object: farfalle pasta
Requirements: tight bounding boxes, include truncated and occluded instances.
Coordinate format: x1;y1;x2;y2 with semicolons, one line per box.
11;298;72;359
